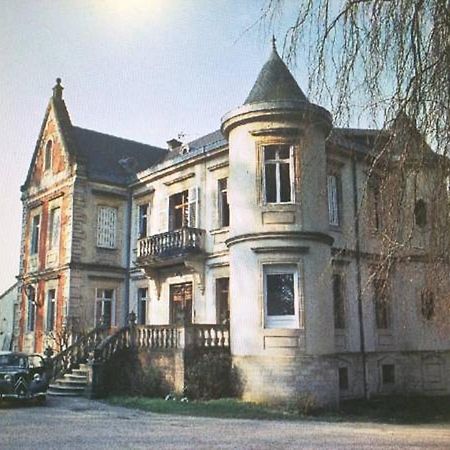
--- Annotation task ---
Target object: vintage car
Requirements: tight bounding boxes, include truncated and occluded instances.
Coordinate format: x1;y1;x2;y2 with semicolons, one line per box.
0;351;49;404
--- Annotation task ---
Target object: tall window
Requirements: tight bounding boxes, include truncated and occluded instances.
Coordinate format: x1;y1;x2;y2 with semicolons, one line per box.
368;183;382;232
327;174;340;226
216;278;229;324
263;145;294;203
218;178;230;227
168;188;199;230
138;204;149;238
137;287;148;325
27;287;36;332
48;207;61;250
264;265;300;328
374;279;390;329
44;140;53;171
333;273;346;329
97;206;117;248
31;215;41;254
95;289;114;327
421;289;435;320
46;289;56;331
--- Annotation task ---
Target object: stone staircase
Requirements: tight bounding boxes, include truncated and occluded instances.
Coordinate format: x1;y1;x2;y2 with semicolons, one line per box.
47;364;89;397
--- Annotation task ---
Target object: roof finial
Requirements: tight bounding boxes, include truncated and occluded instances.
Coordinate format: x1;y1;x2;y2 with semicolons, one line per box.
272;35;277;51
52;77;63;100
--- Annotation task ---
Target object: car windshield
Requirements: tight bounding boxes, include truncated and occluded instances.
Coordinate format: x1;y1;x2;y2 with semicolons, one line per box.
0;354;27;368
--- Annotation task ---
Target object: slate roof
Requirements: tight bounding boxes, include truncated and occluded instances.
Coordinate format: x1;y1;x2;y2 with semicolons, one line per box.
72;127;167;185
244;46;308;105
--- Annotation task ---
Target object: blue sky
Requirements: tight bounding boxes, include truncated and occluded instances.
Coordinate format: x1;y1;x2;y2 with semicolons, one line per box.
0;0;315;292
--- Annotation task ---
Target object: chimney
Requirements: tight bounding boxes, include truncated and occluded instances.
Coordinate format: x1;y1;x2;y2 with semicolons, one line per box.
166;138;182;151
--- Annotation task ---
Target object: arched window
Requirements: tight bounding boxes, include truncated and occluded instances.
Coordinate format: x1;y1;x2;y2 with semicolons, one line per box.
414;199;427;228
44;140;53;171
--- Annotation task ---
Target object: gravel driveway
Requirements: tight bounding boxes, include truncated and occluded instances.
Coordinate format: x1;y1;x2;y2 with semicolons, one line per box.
1;396;449;449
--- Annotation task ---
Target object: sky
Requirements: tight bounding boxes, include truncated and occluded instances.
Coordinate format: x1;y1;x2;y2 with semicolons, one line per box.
0;0;315;293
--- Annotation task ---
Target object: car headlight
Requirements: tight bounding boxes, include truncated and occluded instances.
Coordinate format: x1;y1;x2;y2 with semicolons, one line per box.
33;373;41;382
4;374;12;383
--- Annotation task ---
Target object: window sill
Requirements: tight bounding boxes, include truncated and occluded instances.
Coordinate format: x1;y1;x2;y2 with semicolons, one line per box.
262;203;296;212
96;246;118;251
329;225;342;232
263;327;304;336
209;227;229;235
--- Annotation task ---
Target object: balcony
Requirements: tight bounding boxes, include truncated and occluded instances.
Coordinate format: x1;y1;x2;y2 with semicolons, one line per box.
136;228;207;296
137;227;205;263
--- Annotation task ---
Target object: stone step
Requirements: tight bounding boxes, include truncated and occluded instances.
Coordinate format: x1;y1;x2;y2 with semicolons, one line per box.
64;373;88;381
55;379;87;387
48;383;86;392
47;389;82;397
71;369;89;376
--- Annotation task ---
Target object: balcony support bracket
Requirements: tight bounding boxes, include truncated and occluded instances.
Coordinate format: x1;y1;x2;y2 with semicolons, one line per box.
185;256;206;294
143;267;162;299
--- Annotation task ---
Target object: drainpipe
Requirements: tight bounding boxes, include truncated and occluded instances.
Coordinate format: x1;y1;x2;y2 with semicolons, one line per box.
351;153;368;399
124;188;132;326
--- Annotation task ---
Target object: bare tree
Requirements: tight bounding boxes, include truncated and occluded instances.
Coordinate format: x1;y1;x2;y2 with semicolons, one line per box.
260;0;450;324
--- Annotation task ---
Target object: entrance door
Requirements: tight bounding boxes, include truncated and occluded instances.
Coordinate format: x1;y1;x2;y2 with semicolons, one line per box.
170;282;193;325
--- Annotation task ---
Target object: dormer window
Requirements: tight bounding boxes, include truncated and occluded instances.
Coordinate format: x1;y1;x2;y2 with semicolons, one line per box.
263;145;294;204
44;140;53;171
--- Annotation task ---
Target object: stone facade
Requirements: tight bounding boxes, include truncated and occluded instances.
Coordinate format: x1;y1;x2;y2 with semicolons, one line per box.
15;46;450;406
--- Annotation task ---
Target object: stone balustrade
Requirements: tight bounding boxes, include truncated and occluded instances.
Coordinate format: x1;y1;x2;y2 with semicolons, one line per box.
137;227;206;259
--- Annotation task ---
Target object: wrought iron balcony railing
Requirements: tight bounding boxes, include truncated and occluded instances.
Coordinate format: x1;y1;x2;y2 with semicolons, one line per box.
137;227;206;260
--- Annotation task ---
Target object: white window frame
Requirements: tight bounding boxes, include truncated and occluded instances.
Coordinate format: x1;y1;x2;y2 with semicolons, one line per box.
327;174;340;227
263;264;300;329
96;206;117;249
138;203;149;238
46;288;56;332
137;287;149;325
95;288;115;327
218;178;229;228
263;145;295;204
30;214;41;254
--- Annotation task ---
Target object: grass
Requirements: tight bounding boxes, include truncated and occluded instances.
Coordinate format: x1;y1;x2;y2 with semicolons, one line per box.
105;395;450;424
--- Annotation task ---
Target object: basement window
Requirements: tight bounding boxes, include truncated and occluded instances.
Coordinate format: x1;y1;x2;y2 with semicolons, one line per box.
338;367;349;391
382;364;395;385
263;145;294;204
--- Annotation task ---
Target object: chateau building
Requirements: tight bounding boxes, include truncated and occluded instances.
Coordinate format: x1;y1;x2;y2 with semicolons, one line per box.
16;44;450;405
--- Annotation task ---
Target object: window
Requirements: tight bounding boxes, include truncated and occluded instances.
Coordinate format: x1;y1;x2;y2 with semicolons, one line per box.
95;289;114;327
368;183;382;232
263;145;294;203
30;215;40;254
264;265;300;328
327;174;340;226
138;204;149;238
168;187;199;230
46;289;56;331
421;289;435;320
216;278;229;324
374;279;390;329
44;140;52;171
27;288;36;332
48;207;61;250
333;273;345;329
414;199;427;228
338;367;349;391
218;178;230;227
137;287;148;325
382;364;395;384
97;206;117;248
170;283;193;325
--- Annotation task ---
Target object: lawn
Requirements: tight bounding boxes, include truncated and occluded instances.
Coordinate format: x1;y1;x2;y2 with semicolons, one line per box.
105;395;450;424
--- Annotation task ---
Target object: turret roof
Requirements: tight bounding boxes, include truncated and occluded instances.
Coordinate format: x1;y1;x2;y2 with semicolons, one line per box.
244;44;308;105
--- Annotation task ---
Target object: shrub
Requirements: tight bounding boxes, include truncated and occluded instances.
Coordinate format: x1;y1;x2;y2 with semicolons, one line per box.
185;351;238;400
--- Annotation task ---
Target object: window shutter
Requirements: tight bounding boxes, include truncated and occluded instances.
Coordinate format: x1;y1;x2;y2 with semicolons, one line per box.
327;175;339;226
51;208;61;249
188;186;199;228
97;207;117;248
